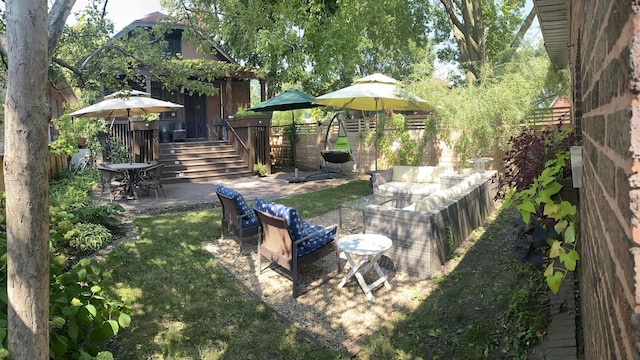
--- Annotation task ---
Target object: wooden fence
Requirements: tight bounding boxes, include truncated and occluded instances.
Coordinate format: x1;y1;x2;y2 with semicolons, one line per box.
0;153;68;192
269;106;574;174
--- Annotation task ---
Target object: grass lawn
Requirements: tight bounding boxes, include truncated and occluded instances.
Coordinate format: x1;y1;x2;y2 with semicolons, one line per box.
101;180;548;359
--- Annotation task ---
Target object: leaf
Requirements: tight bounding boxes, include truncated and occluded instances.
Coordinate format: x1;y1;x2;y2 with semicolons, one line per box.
119;312;132;328
76;268;88;281
546;271;564;294
105;319;119;336
545;181;563;196
91;285;102;293
544;261;554;277
568;249;580;260
531;224;548;247
549;240;563;258
69;320;79;340
85;304;97;317
543;203;559;217
50;334;68;356
517;199;536;217
564;222;576;243
522;211;531;225
554;220;568;234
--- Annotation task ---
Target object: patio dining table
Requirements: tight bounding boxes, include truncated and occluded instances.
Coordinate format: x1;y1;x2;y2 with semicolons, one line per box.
108;162;155;200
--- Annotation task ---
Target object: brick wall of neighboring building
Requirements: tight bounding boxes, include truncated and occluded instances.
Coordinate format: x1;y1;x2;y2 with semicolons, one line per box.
571;1;638;358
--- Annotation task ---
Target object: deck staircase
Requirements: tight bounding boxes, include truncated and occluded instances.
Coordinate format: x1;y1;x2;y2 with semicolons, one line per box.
158;141;253;183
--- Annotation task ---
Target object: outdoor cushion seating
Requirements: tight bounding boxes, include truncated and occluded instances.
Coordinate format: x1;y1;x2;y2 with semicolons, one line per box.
215;185;259;250
413;173;483;213
253;198;338;298
371;165;449;207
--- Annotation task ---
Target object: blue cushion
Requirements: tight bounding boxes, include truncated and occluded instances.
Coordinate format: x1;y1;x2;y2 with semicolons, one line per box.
216;185;258;228
297;222;337;257
255;198;336;257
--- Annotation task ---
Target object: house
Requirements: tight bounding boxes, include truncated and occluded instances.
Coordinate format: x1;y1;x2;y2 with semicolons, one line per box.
535;0;639;358
106;12;271;180
113;12;255;142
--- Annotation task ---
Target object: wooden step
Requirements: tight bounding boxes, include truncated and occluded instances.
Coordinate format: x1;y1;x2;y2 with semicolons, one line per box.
158;141;252;183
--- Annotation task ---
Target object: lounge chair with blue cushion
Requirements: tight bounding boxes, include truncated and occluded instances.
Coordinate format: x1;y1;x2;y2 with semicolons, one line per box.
215;185;259;250
253;198;338;298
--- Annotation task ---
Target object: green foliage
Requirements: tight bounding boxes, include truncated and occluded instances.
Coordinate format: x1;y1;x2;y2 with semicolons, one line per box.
496;123;577;200
0;212;130;359
49;258;132;359
49;172;96;211
253;163;267;176
163;0;430;95
508;151;579;294
234;107;257;118
362;112;424;166
107;137;131;164
48;169;123;253
409;55;552;166
64;223;114;252
74;202;124;230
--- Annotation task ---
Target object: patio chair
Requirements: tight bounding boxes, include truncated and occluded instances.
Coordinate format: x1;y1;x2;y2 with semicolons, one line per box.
97;163;126;202
138;163;166;199
215;185;259;250
253;198;339;298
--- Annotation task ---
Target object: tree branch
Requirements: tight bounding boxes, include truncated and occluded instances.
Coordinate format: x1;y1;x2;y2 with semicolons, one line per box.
509;6;537;53
439;0;464;32
48;0;77;61
52;57;84;78
79;43;136;72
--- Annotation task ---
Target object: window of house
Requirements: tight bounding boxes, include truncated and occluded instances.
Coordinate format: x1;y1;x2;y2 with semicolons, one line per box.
151;86;180;120
162;31;182;59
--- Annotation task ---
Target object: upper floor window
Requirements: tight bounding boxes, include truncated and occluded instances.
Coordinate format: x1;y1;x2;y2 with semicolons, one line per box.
162;30;182;59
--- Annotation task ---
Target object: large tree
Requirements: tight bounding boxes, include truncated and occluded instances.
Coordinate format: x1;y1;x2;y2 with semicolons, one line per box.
4;0;75;357
161;0;431;96
429;0;536;82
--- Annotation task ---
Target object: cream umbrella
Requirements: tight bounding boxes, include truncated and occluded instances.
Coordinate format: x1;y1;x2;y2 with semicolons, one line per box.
314;73;432;112
69;90;183;118
314;74;432;169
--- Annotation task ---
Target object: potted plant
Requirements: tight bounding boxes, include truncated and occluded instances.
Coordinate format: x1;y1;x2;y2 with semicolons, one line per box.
253;163;267;177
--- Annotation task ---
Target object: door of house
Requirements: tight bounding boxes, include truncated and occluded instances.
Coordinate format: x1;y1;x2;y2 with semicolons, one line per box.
184;94;207;140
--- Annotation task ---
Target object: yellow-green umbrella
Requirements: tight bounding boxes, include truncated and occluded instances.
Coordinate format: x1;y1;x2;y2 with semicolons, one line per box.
314;73;432;111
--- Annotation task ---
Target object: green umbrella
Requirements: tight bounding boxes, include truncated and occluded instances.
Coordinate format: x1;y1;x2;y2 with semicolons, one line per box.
248;89;320;112
314;73;432;111
249;89;320;174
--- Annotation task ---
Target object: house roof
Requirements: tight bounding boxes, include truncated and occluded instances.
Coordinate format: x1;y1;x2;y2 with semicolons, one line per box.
113;12;239;65
533;0;570;69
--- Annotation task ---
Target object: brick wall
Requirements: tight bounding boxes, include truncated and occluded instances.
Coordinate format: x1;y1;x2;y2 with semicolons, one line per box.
571;1;638;358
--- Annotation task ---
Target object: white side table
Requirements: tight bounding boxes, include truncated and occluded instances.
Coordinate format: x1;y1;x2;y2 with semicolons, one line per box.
337;233;393;302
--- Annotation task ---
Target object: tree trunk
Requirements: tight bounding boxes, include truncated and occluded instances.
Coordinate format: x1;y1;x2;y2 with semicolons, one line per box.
5;0;51;358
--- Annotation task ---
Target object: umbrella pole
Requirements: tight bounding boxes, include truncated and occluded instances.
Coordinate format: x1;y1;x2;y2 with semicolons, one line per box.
375;113;378;171
291;113;296;170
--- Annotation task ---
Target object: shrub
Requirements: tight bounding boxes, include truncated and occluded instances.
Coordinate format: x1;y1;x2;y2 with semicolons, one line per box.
0;235;132;359
48;258;132;359
73;202;124;230
65;223;113;252
508;151;579;293
496;122;576;200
